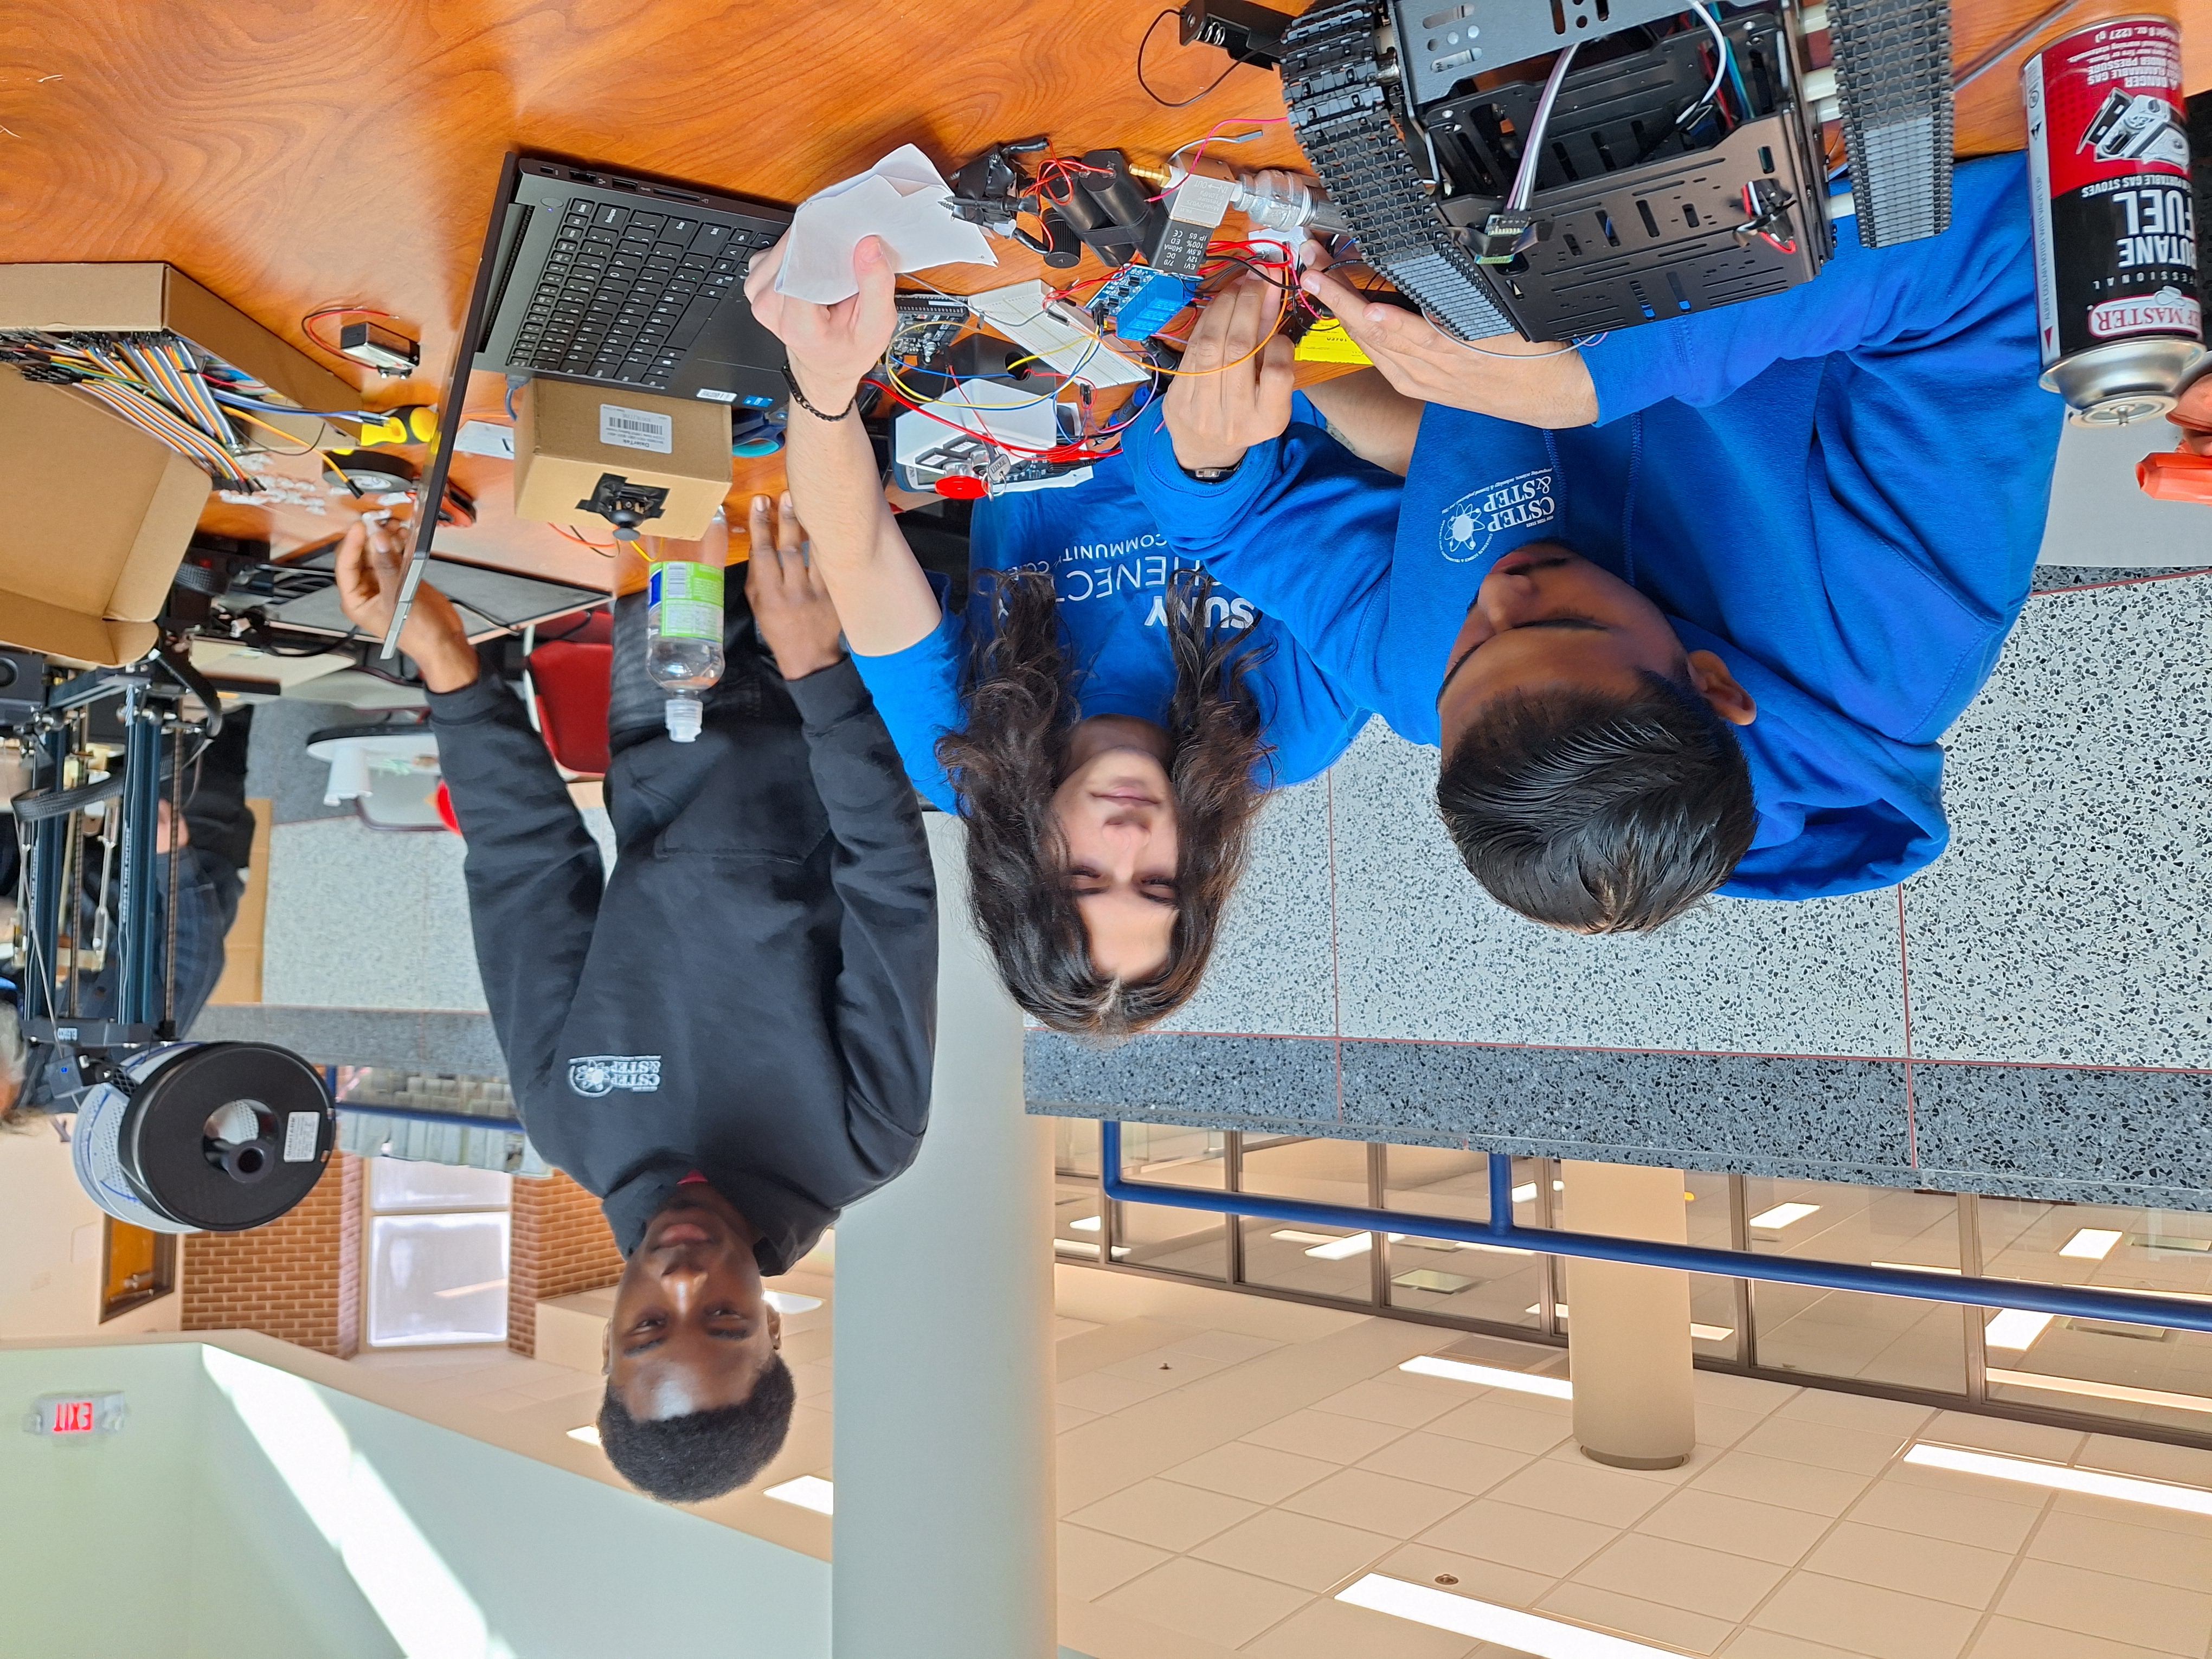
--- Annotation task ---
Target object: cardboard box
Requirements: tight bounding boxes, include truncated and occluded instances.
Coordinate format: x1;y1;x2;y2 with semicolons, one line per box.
513;379;731;540
0;368;208;666
0;263;361;448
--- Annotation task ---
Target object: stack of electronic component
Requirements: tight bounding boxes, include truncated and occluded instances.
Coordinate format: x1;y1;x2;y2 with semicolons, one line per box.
1088;267;1201;342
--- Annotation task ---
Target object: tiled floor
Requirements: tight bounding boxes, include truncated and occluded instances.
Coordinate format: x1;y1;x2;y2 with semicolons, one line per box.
1040;1290;2212;1659
352;1261;2212;1659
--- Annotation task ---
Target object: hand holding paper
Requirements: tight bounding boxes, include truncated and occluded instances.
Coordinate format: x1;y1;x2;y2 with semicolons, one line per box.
773;144;997;304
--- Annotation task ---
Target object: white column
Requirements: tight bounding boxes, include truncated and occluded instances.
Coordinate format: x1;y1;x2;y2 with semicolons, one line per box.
1559;1160;1698;1470
832;814;1058;1659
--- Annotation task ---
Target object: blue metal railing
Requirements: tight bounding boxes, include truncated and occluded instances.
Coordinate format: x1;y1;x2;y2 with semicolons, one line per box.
1099;1121;2212;1335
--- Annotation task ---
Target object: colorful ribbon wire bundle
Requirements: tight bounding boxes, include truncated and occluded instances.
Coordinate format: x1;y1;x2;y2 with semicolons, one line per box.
0;330;380;490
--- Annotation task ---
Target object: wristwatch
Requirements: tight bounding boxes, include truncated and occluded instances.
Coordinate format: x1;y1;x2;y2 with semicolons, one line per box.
1181;458;1242;483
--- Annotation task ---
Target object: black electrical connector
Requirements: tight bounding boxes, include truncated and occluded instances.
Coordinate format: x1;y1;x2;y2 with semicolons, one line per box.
1179;0;1294;68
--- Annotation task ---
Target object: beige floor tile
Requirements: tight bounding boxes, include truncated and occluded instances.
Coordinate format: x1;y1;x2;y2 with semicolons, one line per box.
1101;1346;1241;1386
1425;1398;1579;1456
1060;1369;1179;1415
1920;1410;2087;1462
2076;1434;2212;1490
1843;1475;2045;1551
1536;1582;1735;1655
1056;1316;1103;1342
1691;1370;1801;1414
1966;1616;2193;1659
1885;1453;2055;1509
1168;1329;1286;1363
1995;1558;2212;1656
1057;1523;1171;1601
1282;1467;1471;1536
1635;1487;1832;1566
1732;1415;1913;1476
1696;1403;1775;1449
1192;1507;1398;1592
1418;1499;1618;1578
1485;1456;1674;1528
1375;1542;1557;1609
1058;1403;1101;1434
1690;1450;1876;1516
1311;1379;1462;1429
1164;1441;1338;1506
1066;1477;1261;1552
1801;1521;2012;1609
1239;1594;1478;1659
1750;1573;1986;1659
1721;1631;1886;1659
1243;1409;1411;1465
2047;1490;2212;1542
1772;1391;1937;1437
468;1388;541;1412
1098;1556;1311;1649
1358;1431;1532;1498
1571;1533;1787;1621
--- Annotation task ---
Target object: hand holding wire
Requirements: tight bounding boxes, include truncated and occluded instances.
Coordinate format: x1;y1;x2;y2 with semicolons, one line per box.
1297;245;1599;430
742;234;900;414
1162;275;1296;472
333;519;479;693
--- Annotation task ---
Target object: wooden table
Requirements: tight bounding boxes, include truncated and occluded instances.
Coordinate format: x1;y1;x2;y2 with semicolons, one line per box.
3;0;2198;589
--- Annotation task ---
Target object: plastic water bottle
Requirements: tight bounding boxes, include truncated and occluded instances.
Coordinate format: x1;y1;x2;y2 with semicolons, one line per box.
645;554;725;742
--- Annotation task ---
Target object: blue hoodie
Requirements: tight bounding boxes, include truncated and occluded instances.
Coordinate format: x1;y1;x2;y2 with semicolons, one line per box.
850;393;1373;813
1128;155;2063;899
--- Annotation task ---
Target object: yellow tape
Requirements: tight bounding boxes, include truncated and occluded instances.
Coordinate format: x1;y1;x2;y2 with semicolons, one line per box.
1293;319;1372;365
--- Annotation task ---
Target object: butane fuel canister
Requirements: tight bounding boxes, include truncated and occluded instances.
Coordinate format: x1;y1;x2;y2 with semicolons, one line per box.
2023;15;2202;424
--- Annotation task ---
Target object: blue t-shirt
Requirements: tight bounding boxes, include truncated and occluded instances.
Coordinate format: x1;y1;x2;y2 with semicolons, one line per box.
851;397;1374;814
1126;156;2063;900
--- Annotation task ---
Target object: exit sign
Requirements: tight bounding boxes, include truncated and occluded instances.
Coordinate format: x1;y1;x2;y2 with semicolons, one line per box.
24;1393;126;1437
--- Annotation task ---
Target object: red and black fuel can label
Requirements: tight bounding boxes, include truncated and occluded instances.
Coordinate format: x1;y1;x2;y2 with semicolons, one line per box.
2023;16;2198;368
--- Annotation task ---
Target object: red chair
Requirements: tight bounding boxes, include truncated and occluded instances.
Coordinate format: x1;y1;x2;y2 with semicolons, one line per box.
528;610;615;778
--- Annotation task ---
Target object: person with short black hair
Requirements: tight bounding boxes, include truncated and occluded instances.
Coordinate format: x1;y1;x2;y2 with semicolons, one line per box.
336;506;935;1506
1129;155;2064;924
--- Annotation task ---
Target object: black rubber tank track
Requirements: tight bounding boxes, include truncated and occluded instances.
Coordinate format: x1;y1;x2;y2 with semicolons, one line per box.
1828;0;1954;246
1279;0;1516;340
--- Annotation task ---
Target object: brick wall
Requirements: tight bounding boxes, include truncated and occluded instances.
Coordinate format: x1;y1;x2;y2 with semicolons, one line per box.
181;1153;364;1356
506;1171;624;1356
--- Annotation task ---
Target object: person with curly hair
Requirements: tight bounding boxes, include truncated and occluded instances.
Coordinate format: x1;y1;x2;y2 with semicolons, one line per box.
746;240;1373;1039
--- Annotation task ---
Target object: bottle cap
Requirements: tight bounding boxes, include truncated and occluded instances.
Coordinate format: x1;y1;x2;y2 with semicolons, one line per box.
2137;450;2212;504
664;692;703;743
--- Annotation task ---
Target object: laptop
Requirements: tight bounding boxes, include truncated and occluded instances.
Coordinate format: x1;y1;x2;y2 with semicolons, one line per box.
387;154;794;654
474;156;794;406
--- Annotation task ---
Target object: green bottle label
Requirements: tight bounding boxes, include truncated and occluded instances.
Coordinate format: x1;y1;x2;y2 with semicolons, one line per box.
648;561;724;642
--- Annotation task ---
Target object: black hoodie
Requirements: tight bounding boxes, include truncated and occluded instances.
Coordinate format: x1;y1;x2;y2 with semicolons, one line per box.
426;655;936;1272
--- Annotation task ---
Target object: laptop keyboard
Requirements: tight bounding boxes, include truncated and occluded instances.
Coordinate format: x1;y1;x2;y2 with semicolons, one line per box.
506;197;781;389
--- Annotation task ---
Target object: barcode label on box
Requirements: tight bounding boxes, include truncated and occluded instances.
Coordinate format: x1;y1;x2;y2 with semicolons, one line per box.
600;403;674;454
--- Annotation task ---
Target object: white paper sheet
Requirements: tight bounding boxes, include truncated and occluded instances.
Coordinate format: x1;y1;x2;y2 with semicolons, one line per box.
774;143;997;304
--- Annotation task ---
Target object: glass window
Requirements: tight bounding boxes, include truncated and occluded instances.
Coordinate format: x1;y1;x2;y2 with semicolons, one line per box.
1052;1120;1111;1262
366;1213;513;1347
1237;1137;1374;1303
1111;1124;1227;1279
364;1160;513;1347
1744;1178;1964;1391
1978;1198;2212;1436
368;1159;515;1213
1382;1147;1546;1331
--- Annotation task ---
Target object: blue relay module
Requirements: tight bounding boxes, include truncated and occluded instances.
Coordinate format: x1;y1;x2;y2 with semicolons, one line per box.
1089;267;1198;342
